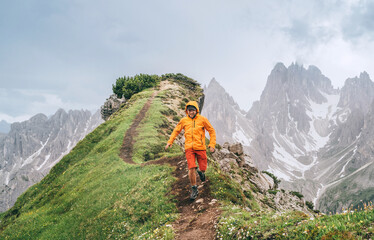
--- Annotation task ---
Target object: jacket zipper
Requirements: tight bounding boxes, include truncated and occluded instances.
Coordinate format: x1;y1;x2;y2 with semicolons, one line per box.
192;120;195;149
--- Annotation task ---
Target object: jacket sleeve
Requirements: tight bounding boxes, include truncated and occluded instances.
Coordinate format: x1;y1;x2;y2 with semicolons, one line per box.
167;119;184;145
203;117;216;148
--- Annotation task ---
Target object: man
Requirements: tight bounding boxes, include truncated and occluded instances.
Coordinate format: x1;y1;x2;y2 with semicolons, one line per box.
165;101;216;200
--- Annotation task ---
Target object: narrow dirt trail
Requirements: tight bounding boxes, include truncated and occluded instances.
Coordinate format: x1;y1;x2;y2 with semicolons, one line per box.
119;91;158;164
120;88;220;239
143;156;220;240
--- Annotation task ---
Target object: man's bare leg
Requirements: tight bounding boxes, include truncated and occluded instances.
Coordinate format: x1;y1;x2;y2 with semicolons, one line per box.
189;167;197;186
189;167;198;199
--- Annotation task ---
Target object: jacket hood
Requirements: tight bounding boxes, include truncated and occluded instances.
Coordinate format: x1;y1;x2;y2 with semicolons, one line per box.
185;101;200;115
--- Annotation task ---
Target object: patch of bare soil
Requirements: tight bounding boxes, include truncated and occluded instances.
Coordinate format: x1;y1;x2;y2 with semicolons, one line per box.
143;156;221;240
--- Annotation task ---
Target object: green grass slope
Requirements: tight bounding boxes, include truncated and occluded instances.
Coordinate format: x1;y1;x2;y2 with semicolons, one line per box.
0;87;182;239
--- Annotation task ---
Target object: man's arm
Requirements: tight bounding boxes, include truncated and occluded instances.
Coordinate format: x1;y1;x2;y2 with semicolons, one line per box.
203;117;216;152
165;120;184;150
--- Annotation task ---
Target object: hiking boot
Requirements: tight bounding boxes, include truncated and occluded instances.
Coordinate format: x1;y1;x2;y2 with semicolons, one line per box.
190;185;198;200
197;169;206;182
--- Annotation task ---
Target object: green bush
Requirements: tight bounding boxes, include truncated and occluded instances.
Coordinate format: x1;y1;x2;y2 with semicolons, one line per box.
160;108;177;116
180;101;186;110
161;73;200;90
268;190;279;195
112;74;159;99
306;201;314;210
262;171;281;189
291;191;304;199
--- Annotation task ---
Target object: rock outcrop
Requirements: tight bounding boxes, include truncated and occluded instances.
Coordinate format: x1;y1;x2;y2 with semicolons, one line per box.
100;94;126;121
212;142;313;215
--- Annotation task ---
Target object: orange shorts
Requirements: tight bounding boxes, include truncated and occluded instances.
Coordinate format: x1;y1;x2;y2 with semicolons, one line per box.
185;149;207;171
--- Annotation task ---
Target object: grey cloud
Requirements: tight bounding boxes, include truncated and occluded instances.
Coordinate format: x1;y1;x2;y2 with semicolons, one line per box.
2;0;374;121
283;19;316;45
282;16;338;47
0;88;101;119
0;89;44;116
276;0;345;47
342;1;374;41
283;20;333;48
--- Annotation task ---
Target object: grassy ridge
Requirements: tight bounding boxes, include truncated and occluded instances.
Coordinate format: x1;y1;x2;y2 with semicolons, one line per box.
132;92;183;164
0;88;179;239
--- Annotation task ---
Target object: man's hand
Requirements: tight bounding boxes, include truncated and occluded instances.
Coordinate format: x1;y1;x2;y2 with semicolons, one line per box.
165;143;171;150
209;147;215;153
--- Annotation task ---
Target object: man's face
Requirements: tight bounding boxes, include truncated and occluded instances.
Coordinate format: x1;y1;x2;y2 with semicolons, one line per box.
187;109;197;118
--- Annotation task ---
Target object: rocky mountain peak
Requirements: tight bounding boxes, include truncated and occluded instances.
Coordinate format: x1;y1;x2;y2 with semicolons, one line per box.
29;113;48;123
290;63;333;94
251;63;335;135
307;65;322;75
273;62;287;72
206;78;234;101
10;114;47;132
0;109;103;212
360;71;370;80
50;108;68;122
205;78;238;108
204;78;254;145
261;63;334;106
289;61;304;70
344;72;372;87
338;72;374;112
207;77;220;88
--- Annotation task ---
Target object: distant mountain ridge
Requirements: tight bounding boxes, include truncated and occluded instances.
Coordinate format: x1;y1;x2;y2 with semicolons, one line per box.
204;62;374;213
0;109;103;212
203;78;255;146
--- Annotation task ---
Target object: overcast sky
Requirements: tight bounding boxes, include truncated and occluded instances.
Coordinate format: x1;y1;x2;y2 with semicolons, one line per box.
1;0;374;122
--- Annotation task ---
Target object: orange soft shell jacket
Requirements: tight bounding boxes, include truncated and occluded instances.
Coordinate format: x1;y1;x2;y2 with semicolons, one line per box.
167;101;216;150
